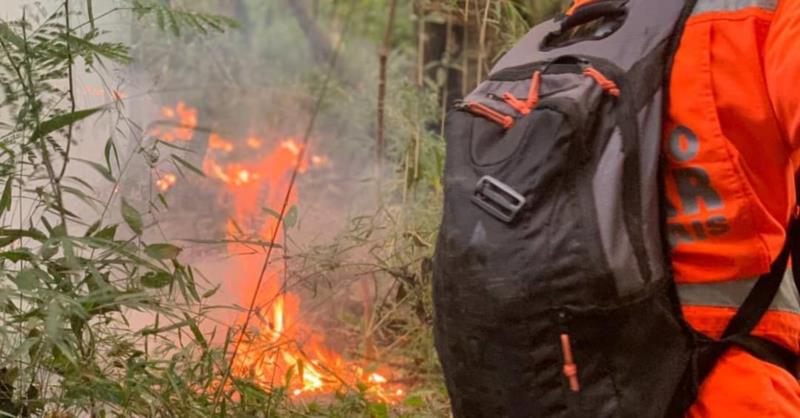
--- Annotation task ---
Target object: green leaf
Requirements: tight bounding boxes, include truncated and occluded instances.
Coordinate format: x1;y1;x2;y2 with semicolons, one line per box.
93;224;117;240
201;284;221;298
140;319;189;336
183;313;208;349
104;137;120;172
141;271;173;289
367;402;389;418
74;158;115;182
0;249;33;262
0;228;47;242
40;243;58;260
84;220;101;237
284;205;299;229
61;33;132;64
45;299;63;340
0;179;12;215
121;199;143;235
0;22;25;49
145;243;182;260
14;268;46;291
30;107;103;143
263;207;280;219
403;395;425;408
171;154;205;177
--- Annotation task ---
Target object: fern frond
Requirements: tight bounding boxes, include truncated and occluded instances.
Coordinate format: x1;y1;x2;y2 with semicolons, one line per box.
129;1;238;36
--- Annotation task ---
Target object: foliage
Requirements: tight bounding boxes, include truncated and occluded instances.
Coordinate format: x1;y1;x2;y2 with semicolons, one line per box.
0;1;245;417
0;0;569;416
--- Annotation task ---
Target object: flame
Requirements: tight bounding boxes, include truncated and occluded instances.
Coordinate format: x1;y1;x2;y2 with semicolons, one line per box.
209;133;235;153
149;101;198;142
151;102;404;402
84;85;127;100
155;172;177;193
246;137;263;149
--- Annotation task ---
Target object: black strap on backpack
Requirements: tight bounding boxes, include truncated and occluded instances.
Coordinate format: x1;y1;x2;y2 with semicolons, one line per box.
715;176;800;378
669;200;800;417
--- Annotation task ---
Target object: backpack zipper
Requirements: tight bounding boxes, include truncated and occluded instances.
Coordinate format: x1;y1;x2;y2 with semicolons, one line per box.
560;333;580;392
557;311;580;393
456;101;515;129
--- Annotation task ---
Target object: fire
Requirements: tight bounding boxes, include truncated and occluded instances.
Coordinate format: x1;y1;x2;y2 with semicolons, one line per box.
84;85;127;100
246;137;262;149
209;133;235;153
151;102;404;403
149;101;198;142
155;172;177;193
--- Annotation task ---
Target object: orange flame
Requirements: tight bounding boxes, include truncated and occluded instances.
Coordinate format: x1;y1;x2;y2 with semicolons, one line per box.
84;85;127;100
209;133;235;153
152;102;404;403
155;172;177;193
150;101;198;142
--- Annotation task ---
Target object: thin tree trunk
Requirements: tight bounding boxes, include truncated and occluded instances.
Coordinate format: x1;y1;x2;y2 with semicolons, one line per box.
477;0;491;82
376;0;399;182
283;0;334;65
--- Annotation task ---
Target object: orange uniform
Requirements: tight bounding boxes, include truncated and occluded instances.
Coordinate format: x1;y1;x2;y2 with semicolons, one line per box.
665;0;800;415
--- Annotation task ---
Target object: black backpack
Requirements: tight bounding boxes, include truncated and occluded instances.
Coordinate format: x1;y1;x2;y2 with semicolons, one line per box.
432;1;799;417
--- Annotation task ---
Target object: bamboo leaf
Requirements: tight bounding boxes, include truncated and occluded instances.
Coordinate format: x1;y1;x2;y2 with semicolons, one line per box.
171;154;205;177
0;249;33;262
183;313;207;349
284;205;299;229
104;137;119;172
14;268;45;291
0;179;12;214
0;22;25;49
74;158;115;182
30;107;103;142
145;243;182;260
262;207;280;219
121;199;143;235
93;224;117;240
140;319;189;336
0;228;47;242
84;220;101;237
141;271;173;289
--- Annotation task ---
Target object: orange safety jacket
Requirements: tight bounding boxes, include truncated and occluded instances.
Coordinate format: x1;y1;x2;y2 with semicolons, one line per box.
664;0;800;416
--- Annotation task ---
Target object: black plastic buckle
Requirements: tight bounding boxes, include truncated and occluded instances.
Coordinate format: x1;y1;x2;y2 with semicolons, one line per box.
471;176;526;223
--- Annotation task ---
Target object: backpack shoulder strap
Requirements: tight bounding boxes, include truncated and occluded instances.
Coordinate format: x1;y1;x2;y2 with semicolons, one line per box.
719;176;800;378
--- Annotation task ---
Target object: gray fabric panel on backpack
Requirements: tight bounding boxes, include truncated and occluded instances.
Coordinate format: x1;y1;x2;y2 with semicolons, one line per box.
637;88;667;284
593;128;644;295
592;88;667;296
491;0;691;74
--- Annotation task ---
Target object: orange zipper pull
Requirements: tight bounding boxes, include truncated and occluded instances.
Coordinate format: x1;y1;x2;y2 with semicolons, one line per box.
566;0;597;16
463;102;514;129
560;333;580;392
502;92;531;115
526;71;542;109
583;67;621;97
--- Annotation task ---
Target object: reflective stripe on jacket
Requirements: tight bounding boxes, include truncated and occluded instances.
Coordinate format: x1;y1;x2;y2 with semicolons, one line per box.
665;0;800;415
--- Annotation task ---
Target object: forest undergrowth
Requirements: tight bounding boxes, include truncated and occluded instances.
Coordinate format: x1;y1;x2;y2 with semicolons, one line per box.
0;1;565;416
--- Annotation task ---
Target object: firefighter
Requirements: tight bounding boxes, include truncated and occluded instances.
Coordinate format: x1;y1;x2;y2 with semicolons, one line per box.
665;0;800;415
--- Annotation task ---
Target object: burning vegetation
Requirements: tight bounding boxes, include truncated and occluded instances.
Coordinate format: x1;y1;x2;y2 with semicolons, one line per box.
149;102;405;403
0;0;556;415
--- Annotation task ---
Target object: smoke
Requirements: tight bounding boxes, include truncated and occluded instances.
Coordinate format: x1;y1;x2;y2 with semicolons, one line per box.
116;0;397;346
2;0;415;398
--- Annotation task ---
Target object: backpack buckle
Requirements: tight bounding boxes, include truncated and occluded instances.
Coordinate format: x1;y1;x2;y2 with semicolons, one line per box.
472;176;526;223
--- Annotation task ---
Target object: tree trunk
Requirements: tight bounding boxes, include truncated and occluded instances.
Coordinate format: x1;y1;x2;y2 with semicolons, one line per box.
282;0;334;65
